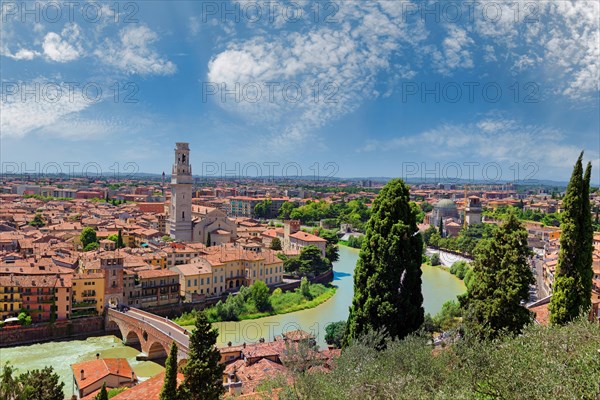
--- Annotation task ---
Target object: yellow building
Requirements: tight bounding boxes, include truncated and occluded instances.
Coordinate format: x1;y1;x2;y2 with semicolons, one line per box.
171;260;214;300
0;276;22;320
170;245;284;300
72;273;105;317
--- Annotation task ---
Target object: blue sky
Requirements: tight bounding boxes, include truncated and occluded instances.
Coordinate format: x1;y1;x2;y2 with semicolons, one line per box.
1;0;599;183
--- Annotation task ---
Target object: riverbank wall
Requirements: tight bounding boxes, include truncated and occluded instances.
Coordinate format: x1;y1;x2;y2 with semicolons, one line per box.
0;317;105;348
0;270;335;347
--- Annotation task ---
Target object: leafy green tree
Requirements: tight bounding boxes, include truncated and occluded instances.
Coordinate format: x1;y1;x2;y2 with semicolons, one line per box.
179;312;225;400
282;319;600;400
254;199;272;219
18;366;64;400
325;244;339;264
0;363;20;400
95;382;108;400
80;227;97;249
432;300;462;331
461;211;534;339
430;253;440;266
345;179;424;346
550;153;594;324
278;201;297;220
270;237;282;251
160;342;178;400
420;202;434;213
422;225;437;246
250;280;272;312
324;321;346;348
29;213;45;227
17;312;31;326
298;245;331;276
319;230;340;263
300;277;312;299
84;242;99;252
346;235;364;249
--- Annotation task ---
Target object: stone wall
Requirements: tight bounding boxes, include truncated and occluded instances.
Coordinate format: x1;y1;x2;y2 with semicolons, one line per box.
0;317;105;347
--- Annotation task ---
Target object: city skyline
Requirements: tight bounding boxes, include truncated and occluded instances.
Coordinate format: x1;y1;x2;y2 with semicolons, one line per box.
1;1;599;182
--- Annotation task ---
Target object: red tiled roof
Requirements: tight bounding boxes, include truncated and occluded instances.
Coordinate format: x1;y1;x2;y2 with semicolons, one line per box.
71;358;135;390
111;372;184;400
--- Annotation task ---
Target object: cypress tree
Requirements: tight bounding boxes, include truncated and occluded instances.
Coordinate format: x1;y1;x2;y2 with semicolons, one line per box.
460;210;533;339
160;342;178;400
344;178;424;346
95;382;108;400
206;232;212;247
438;217;444;238
550;153;594;324
116;229;124;249
179;312;224;400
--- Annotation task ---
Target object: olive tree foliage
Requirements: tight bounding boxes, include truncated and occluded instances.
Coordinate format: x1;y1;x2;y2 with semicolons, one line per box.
264;319;600;400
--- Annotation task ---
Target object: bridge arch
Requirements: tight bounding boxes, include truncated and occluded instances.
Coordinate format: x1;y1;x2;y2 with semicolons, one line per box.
125;330;141;345
147;341;168;359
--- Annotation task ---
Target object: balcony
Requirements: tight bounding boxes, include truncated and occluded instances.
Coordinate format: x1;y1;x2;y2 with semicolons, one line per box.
72;300;97;309
71;309;98;318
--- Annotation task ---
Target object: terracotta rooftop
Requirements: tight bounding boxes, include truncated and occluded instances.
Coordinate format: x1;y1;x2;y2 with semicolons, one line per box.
111;371;184;400
71;358;135;391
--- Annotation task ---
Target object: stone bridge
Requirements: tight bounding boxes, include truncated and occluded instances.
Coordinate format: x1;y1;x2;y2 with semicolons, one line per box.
106;308;190;363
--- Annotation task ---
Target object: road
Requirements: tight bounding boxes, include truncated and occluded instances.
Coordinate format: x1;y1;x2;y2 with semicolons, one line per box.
531;256;548;300
127;308;190;349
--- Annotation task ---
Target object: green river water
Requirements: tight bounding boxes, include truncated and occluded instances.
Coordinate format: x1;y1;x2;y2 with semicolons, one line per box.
0;245;465;395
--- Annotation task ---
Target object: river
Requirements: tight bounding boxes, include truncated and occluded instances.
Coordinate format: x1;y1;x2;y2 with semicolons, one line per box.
0;245;465;393
204;246;466;348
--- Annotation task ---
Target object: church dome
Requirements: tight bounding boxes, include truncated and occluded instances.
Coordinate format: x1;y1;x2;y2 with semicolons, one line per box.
434;199;457;209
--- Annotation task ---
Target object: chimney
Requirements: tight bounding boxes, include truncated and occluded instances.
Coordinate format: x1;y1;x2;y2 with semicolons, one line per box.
80;369;84;380
131;372;135;382
96;353;100;360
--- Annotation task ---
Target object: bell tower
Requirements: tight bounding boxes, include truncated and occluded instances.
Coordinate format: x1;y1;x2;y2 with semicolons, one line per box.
169;142;193;242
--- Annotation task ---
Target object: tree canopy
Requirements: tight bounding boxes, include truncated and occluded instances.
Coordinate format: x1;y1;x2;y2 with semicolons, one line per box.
345;178;424;346
460;210;534;339
550;152;594;324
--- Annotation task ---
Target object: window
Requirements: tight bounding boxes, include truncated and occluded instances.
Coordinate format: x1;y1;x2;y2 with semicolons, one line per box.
194;279;197;286
188;280;191;287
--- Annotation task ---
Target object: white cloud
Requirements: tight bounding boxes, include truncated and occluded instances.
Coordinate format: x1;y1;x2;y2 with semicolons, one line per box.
4;48;40;60
432;26;475;75
189;16;201;36
206;1;425;152
359;118;597;172
42;23;84;63
0;82;93;138
94;25;176;76
472;0;599;100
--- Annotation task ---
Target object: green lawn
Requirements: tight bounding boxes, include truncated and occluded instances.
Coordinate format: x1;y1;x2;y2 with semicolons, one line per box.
174;283;336;325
